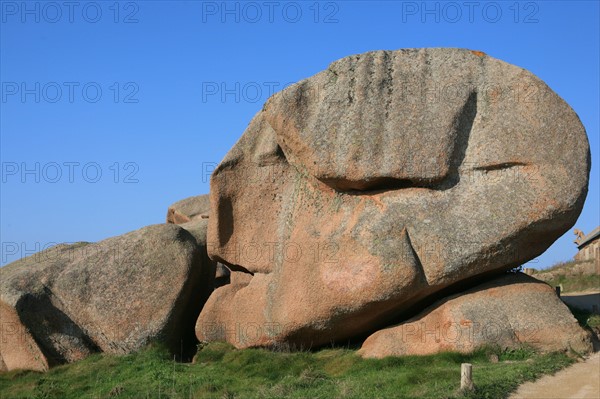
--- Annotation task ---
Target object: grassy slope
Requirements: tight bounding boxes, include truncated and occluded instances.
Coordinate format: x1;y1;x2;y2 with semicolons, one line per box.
0;344;575;399
530;260;599;293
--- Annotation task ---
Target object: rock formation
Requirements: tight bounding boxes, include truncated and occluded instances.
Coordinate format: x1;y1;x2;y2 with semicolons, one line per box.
0;224;216;371
1;48;592;371
166;195;231;289
358;273;592;358
166;194;211;224
197;48;590;349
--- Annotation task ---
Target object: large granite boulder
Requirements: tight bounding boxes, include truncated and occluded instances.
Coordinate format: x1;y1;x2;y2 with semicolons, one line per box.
197;48;590;349
0;224;215;371
358;273;592;358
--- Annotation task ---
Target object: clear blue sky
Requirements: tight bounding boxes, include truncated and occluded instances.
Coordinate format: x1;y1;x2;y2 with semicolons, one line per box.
1;1;598;268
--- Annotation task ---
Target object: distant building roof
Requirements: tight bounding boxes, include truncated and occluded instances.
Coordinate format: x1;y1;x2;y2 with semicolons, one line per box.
578;226;600;249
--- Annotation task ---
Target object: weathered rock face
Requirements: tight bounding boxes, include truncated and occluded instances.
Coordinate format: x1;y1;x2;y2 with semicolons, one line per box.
358;273;592;358
0;301;49;371
166;194;211;224
168;196;230;290
0;224;215;371
198;48;590;349
177;218;230;289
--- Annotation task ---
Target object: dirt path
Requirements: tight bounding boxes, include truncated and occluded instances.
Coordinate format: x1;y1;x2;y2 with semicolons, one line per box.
509;352;600;399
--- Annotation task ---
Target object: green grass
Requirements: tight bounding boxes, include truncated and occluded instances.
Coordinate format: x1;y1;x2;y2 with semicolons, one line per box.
530;260;599;293
0;343;575;399
545;274;600;293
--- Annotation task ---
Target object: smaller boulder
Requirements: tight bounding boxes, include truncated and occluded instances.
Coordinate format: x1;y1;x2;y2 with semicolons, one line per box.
359;273;592;358
166;195;210;224
0;224;215;371
0;302;49;371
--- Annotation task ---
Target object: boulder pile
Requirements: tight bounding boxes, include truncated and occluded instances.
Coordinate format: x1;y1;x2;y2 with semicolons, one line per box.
0;48;592;371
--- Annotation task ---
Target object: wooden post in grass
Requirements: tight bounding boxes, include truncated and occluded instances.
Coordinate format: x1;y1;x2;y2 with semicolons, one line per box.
461;363;474;391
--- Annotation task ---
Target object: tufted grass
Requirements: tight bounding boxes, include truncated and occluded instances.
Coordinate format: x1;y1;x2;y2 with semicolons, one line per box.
0;343;575;399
